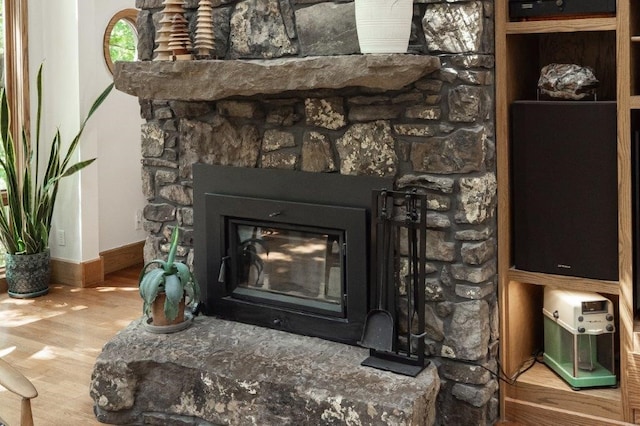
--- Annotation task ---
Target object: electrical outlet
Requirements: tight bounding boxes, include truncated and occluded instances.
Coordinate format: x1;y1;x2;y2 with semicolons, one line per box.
135;210;143;230
57;229;66;246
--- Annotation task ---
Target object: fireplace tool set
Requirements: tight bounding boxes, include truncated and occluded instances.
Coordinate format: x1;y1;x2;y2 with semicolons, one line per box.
360;189;429;377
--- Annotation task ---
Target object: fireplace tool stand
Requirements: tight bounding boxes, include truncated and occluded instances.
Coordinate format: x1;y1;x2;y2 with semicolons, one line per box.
360;189;429;377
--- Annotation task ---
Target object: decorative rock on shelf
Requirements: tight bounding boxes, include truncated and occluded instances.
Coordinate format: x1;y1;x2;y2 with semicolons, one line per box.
355;0;413;53
538;63;599;100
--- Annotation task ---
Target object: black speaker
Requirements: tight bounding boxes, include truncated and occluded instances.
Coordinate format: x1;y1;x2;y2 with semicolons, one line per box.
511;100;618;281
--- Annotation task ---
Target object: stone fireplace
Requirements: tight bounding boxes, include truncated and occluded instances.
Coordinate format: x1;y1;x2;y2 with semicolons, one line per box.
106;0;498;424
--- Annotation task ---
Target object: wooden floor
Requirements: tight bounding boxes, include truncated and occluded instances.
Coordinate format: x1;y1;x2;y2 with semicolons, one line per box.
0;265;522;425
0;265;141;425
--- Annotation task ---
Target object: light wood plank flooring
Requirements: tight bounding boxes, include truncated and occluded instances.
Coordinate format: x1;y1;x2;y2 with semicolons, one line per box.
0;265;521;426
0;265;141;425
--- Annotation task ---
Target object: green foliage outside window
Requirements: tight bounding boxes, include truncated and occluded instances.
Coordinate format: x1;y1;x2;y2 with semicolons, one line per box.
109;20;137;63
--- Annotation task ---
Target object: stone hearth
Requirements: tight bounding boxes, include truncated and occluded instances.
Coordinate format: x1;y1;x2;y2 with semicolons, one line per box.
91;317;440;425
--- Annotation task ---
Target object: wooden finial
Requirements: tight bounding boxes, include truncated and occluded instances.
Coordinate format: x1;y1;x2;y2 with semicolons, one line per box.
154;0;192;61
194;0;215;59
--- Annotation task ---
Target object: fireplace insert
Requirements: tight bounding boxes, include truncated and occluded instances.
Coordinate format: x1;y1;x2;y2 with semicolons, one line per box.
193;164;392;344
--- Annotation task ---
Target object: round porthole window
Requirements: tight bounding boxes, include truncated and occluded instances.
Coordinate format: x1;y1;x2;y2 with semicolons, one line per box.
103;9;138;75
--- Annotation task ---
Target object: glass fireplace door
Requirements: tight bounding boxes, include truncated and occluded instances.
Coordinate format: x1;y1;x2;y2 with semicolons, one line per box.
230;221;344;316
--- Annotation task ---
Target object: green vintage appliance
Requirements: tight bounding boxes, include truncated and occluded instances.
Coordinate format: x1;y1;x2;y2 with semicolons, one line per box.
542;287;617;389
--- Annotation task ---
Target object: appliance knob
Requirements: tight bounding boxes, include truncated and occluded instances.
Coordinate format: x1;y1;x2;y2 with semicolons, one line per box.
607;324;614;332
606;314;614;321
578;327;586;333
273;318;282;326
578;316;583;322
555;0;563;6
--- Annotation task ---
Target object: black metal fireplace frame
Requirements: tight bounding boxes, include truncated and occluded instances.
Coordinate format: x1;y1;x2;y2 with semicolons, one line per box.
193;164;392;344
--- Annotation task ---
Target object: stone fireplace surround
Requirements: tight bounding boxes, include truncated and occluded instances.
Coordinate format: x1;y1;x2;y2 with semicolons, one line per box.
91;1;498;425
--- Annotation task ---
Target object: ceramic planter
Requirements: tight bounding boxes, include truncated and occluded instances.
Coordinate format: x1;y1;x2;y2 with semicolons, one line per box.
6;249;50;298
355;0;413;54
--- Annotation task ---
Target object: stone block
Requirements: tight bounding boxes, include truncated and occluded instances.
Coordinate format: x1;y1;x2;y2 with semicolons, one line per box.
410;127;487;174
295;2;359;56
423;2;483;54
336;121;398;177
91;318;440;425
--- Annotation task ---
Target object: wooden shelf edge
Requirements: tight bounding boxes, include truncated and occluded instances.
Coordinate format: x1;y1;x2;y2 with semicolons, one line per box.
503;398;628;426
505;362;623;423
632;321;640;352
506;268;619;294
505;17;617;34
508;362;621;403
629;96;640;109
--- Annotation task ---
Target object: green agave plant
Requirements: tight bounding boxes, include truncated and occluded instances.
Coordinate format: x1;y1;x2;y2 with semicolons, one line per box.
139;227;199;322
0;64;113;255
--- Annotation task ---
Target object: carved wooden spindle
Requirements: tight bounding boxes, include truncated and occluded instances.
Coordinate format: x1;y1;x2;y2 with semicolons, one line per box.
154;0;192;61
168;12;193;60
194;0;215;59
154;13;173;61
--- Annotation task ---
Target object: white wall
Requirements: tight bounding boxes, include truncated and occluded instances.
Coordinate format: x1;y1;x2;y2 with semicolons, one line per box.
28;0;145;263
80;0;147;258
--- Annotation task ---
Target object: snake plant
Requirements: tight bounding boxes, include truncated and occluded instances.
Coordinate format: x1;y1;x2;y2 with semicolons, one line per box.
0;64;113;255
139;227;199;322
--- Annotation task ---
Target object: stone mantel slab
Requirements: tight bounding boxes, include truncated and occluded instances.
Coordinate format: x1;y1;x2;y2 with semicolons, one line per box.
114;55;441;101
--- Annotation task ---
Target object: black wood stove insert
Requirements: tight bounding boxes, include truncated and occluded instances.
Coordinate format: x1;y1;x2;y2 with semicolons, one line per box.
194;164;392;344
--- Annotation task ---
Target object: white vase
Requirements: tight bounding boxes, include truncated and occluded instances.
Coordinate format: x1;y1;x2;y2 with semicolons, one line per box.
355;0;413;54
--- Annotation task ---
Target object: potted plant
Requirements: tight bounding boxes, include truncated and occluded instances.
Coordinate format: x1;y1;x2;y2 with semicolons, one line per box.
0;64;113;298
355;0;414;54
139;227;199;332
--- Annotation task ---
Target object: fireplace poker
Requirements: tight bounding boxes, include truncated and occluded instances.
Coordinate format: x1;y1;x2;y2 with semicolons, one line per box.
359;190;395;352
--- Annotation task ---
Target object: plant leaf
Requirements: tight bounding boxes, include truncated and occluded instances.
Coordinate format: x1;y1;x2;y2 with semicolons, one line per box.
0;63;111;254
166;227;179;267
139;268;165;317
174;262;192;287
163;274;183;321
138;260;166;283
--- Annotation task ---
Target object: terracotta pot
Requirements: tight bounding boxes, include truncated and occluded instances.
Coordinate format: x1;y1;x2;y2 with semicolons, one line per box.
150;292;185;326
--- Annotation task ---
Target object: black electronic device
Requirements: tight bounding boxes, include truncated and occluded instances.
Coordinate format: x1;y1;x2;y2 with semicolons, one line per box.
509;0;615;20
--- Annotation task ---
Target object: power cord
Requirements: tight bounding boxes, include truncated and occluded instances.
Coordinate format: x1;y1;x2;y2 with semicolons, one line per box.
431;349;543;386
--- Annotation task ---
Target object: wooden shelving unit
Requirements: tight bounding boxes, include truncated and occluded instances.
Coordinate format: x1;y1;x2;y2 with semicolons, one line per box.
504;17;616;34
505;363;623;424
496;0;638;423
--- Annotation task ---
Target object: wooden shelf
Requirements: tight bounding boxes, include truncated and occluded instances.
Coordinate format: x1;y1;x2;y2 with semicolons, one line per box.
505;17;617;34
630;95;640;109
507;268;620;295
506;362;622;422
497;3;634;423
